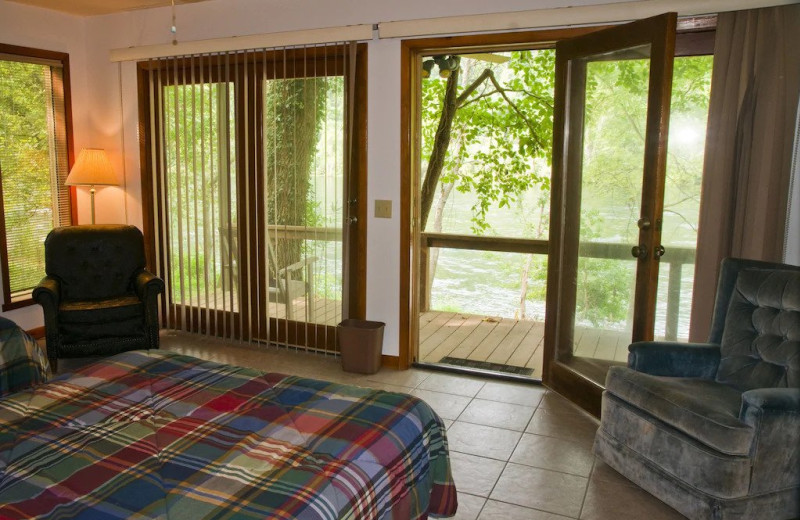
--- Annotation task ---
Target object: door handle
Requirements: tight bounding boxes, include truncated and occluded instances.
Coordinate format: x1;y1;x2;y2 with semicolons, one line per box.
654;245;665;258
631;244;648;260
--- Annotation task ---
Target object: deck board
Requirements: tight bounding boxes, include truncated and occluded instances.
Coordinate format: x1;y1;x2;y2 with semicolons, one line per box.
418;311;630;378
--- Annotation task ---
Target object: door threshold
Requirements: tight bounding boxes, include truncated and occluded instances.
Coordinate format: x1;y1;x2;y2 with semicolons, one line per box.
414;361;543;385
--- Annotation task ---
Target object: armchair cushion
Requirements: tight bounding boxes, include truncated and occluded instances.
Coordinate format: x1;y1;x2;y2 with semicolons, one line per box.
717;269;800;391
605;366;752;456
43;225;146;301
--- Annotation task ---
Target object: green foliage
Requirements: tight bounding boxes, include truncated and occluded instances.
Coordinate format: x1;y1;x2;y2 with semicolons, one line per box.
421;50;555;234
0;60;62;294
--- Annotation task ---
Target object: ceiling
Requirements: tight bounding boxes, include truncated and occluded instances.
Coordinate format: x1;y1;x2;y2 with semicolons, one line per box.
6;0;212;16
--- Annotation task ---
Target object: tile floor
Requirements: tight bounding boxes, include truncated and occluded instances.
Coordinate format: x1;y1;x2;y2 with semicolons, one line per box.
67;331;687;520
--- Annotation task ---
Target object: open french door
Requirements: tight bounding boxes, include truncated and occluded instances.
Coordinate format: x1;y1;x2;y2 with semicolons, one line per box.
544;13;677;416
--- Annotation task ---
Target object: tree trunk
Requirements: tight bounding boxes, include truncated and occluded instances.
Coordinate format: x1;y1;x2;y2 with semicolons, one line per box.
419;57;460;232
264;78;326;272
426;181;455;302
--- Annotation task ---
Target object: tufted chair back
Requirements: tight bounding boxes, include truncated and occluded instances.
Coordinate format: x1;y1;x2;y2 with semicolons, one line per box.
715;267;800;391
44;225;146;302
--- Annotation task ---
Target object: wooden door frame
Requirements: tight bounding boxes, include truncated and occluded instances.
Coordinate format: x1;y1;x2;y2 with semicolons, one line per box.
544;13;677;417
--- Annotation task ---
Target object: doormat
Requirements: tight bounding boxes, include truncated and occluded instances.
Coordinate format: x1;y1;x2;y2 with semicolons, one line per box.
439;357;534;376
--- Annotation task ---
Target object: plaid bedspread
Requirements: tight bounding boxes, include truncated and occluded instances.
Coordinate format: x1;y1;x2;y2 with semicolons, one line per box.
0;350;457;519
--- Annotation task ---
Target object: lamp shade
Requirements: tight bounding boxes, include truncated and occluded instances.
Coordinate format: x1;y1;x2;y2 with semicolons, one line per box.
65;148;119;186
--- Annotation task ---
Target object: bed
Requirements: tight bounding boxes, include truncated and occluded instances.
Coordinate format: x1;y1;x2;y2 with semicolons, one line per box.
0;347;458;519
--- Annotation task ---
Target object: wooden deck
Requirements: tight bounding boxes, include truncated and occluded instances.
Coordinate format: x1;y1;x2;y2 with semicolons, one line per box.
418;311;629;379
181;290;343;326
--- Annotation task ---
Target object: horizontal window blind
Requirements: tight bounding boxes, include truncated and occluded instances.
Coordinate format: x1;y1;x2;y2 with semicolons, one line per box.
0;54;71;303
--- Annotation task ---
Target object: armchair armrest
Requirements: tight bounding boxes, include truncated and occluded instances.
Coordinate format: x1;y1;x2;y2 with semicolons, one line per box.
32;276;60;309
134;269;165;301
741;388;800;416
628;341;720;379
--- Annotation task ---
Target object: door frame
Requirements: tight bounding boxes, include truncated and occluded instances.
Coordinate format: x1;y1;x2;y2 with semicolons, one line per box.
543;13;677;416
399;27;601;370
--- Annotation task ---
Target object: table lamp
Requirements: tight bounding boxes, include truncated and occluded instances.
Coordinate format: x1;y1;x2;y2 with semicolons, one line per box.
65;148;119;224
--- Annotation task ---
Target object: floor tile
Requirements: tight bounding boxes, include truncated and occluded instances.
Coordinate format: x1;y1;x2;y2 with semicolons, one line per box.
526;408;599;448
410;389;472;421
449;452;506;497
452;492;487;520
491;463;588;518
589;459;638;487
458;398;535;431
417;372;486;397
510;433;595;477
479;500;575;520
538;391;588;414
476;381;547;407
580;475;685;520
447;422;522;461
364;368;431;388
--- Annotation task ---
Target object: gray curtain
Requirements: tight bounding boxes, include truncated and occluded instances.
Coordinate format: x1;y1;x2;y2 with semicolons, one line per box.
689;4;800;342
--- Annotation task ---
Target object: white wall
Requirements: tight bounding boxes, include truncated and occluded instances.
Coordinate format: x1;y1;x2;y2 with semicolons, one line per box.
2;0;798;353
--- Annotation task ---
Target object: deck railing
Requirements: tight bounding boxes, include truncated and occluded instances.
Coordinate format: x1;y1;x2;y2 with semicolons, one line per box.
419;232;696;341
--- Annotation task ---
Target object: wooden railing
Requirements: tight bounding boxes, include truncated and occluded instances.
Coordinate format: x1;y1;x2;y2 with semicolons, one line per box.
419;232;696;341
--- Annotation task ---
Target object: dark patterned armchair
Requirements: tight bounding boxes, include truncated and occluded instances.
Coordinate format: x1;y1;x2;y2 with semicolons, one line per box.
594;258;800;520
32;225;164;372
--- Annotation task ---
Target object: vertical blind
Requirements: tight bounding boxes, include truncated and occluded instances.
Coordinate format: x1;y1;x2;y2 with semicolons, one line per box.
0;53;71;302
142;42;356;352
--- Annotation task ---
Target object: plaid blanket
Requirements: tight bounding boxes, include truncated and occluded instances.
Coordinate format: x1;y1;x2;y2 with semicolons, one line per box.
0;318;49;398
0;350;457;519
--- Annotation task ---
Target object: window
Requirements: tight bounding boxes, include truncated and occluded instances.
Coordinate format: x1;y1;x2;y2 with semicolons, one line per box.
0;45;73;310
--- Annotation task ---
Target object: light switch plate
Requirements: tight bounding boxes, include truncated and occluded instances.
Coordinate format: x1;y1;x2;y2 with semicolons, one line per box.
374;199;392;218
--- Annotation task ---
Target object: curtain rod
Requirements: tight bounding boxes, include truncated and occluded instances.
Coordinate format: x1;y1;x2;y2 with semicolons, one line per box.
110;24;373;62
377;0;796;39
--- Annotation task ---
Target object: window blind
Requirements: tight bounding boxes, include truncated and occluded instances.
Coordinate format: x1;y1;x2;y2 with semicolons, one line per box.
0;55;71;302
142;42;356;352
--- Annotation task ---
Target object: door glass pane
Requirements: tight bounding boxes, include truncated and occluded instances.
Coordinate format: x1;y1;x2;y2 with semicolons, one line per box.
572;45;651;364
263;76;344;326
654;55;713;341
163;82;238;311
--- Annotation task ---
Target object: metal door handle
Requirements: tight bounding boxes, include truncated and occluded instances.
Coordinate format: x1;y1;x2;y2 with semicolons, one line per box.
631;244;648;260
654;245;665;258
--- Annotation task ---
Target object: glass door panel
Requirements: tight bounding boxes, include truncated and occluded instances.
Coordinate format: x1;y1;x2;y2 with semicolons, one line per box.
574;48;651;365
545;13;676;415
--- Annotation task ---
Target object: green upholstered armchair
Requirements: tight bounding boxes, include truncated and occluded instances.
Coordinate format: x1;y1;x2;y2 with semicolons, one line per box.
32;225;164;372
593;258;800;520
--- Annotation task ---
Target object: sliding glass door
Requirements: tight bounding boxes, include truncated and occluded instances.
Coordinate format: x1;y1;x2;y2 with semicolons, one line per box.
139;44;367;352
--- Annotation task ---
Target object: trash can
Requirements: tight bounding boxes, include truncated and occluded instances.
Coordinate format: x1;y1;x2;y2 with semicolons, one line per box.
337;319;385;374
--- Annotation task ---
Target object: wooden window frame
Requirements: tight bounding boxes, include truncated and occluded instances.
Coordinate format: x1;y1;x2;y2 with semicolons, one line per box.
0;43;75;312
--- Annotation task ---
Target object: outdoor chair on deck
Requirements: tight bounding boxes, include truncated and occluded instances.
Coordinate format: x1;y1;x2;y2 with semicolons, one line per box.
593;257;800;520
219;227;316;321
